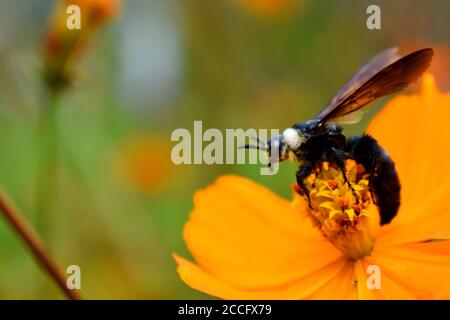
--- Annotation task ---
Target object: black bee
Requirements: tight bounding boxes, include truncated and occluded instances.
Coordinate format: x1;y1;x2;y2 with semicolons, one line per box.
245;48;433;225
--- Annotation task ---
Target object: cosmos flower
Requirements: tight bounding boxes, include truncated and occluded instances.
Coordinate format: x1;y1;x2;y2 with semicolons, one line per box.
236;0;305;19
116;135;173;194
174;74;450;299
43;0;120;89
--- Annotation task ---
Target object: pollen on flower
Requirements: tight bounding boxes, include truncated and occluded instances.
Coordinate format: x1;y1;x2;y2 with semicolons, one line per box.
328;179;338;190
294;160;378;260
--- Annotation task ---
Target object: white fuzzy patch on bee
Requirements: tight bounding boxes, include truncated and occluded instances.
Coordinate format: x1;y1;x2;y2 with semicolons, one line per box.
282;128;304;149
282;128;305;163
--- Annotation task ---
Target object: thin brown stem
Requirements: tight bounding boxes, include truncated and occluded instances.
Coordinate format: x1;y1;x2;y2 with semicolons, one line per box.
0;187;81;300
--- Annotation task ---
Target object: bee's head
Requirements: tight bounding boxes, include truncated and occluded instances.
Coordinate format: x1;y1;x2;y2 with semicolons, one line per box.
241;128;304;168
266;134;289;167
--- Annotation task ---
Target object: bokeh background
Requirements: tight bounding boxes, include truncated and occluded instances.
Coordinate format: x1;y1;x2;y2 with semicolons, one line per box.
0;0;449;299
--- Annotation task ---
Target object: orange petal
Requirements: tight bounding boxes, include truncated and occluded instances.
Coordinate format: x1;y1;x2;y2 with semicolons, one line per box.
175;175;344;298
355;258;418;299
375;190;450;245
368;74;450;242
175;254;349;299
364;241;450;299
354;260;378;299
306;261;357;300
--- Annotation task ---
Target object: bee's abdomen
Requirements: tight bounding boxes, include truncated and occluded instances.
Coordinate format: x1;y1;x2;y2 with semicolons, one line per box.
371;152;401;225
346;135;401;225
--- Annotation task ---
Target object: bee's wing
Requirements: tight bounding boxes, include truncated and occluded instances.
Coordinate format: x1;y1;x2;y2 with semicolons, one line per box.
315;48;433;124
316;47;400;119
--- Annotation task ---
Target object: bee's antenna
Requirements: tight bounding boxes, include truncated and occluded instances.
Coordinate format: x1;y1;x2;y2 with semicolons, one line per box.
239;136;274;169
239;144;260;150
251;136;267;150
238;136;268;151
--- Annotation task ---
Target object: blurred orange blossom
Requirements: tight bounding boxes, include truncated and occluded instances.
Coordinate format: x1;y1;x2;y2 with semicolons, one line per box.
236;0;305;18
174;74;450;299
43;0;120;89
117;135;173;194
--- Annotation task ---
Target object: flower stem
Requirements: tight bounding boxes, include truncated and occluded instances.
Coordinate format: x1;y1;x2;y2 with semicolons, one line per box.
0;187;81;300
35;91;60;244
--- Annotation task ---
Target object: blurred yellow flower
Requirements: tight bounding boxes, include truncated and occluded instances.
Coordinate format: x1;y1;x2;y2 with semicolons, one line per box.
43;0;120;89
236;0;305;18
117;135;173;194
175;74;450;299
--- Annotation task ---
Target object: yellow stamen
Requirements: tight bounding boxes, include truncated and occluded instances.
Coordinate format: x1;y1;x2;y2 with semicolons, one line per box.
299;161;378;260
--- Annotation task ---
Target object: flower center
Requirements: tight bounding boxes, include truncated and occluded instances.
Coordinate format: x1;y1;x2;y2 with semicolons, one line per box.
296;161;378;260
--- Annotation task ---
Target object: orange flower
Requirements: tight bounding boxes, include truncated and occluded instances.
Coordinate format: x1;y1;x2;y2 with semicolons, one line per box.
43;0;120;89
174;74;450;299
117;135;173;194
236;0;305;19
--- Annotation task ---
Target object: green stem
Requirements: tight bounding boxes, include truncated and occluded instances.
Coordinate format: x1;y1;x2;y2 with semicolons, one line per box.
35;92;60;244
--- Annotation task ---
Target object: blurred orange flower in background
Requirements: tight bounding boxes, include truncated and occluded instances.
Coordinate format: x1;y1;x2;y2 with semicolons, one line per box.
175;74;450;299
236;0;305;18
44;0;120;89
117;135;173;194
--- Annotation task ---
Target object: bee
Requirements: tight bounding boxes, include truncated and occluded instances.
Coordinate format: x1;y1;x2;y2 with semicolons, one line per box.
244;48;433;225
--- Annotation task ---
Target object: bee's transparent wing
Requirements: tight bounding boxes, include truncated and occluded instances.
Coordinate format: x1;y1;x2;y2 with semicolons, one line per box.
315;48;433;124
315;47;400;122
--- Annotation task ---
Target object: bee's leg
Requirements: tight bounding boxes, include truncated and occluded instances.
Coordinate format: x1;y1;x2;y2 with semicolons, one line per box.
296;163;314;209
328;147;359;203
